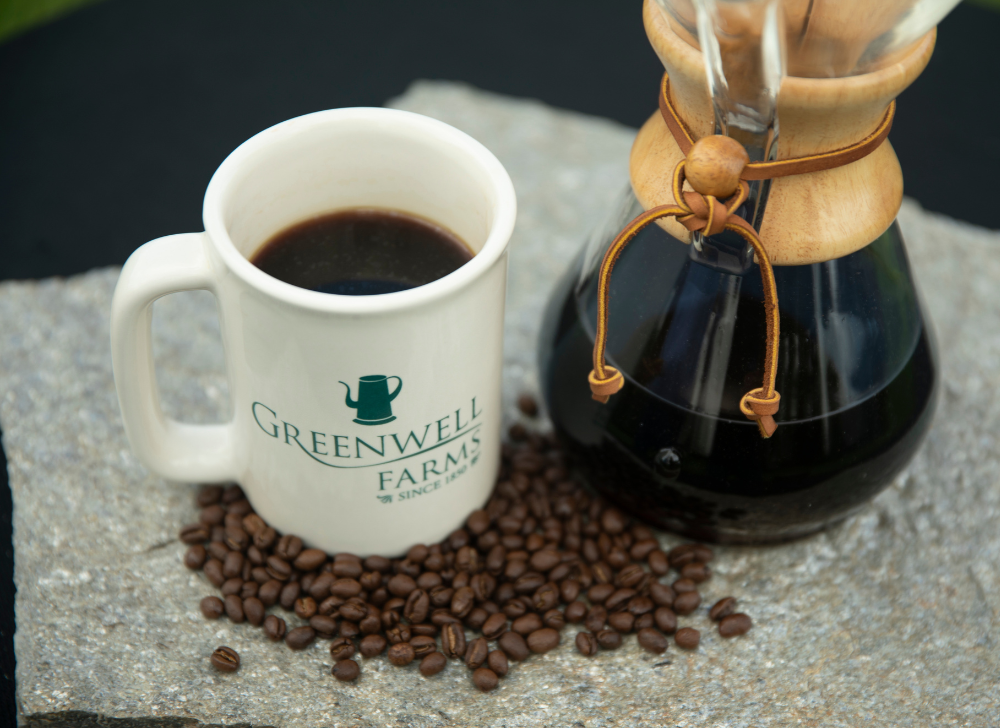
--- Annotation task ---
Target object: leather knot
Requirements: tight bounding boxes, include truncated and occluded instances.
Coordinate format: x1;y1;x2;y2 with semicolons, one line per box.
678;191;729;236
740;387;781;438
588;367;624;403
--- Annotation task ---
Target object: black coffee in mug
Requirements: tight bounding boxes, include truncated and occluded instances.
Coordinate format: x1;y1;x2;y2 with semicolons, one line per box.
251;208;474;295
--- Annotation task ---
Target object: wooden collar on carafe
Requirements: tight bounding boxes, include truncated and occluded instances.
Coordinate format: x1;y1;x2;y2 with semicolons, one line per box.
588;72;895;438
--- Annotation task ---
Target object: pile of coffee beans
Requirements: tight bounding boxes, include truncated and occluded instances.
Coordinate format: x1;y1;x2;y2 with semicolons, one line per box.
181;397;752;690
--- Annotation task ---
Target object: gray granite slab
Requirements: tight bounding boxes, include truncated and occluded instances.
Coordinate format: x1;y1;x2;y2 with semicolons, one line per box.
3;81;999;727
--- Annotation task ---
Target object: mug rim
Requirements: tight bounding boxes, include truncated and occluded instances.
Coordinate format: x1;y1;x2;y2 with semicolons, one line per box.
202;107;517;314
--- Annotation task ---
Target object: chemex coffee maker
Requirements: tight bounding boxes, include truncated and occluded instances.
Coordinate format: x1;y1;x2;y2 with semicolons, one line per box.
541;0;961;543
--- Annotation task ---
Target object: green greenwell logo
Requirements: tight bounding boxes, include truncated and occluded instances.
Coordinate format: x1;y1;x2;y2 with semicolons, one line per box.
251;396;484;504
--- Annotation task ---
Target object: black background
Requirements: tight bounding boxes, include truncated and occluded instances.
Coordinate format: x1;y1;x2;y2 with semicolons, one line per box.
1;0;998;719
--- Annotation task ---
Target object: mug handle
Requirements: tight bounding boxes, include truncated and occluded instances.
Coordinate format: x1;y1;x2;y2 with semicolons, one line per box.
386;376;403;402
110;233;237;483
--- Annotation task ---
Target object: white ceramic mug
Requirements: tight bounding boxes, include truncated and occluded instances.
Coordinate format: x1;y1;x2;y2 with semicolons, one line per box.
111;108;516;556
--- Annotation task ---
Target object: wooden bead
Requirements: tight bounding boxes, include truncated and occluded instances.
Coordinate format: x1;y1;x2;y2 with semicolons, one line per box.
684;135;749;199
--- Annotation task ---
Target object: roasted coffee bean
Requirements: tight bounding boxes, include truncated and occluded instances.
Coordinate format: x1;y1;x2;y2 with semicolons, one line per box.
330;578;362;599
209;525;225;542
709;597;737;621
465;636;489;669
200;596;224;619
311;615;338;637
409;635;436;657
386;624;411;644
504;559;528;582
263;614;286;641
339;598;367;622
576;631;599;656
587;584;614;605
627;595;654;616
591;562;613;585
224;526;249;552
608;611;634;633
629;538;659;561
547;560;572;582
565;601;587;623
466;509;490;535
649;582;676;608
403;589;430;624
559;579;581;604
617;564;646;590
512;613;543;635
294;596;317;619
224;594;245;623
333;556;363;579
360;634;387;657
472;667;499;692
672;578;697;594
465;607;489;630
241;513;265;536
503;598;528;619
307;572;334;600
266;555;291;581
285;626;315;650
529;549;560;572
251;567;271;584
599;508;628;535
681;562;711;583
494;582;516;605
221;485;244;504
718;613;753;637
653;606;678;635
244;596;265;626
517;393;539;417
470;573;496;602
224;512;243;529
221;578;243;597
292;548;325;572
498;631;529;661
423;552;446;573
508;423;528;442
369;588;389;607
605;588;637;612
197;484;224;507
451;571;470;590
486;650;508;678
606;548;629;569
481;612;508;640
180;523;210;544
329;636;355;660
405;543;429;564
585;605;607;633
513;572;546;595
637;627;668;654
531;583;558;612
416;571;442;591
441;623;467;659
527;627;560;653
253;526;277;550
634;613;655;631
429;586;454;608
647;549;669;575
595;628;622;650
667;544;701;568
246;545;265;566
388;574;417;597
455;546;480;574
543;608;566;631
274;535;303;561
359;613;381;635
485;545;506;575
431;608;459;627
419;651;447;676
301;571;317;594
364;554;392;573
673;591;701;615
675;627;700;650
207;542;230;562
210;646;240;673
332;659;360;682
228;499;253;517
388;641;416;667
450;587;475;618
185;545;207;570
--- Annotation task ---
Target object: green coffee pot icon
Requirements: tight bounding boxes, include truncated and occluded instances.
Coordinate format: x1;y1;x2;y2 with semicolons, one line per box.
340;375;402;425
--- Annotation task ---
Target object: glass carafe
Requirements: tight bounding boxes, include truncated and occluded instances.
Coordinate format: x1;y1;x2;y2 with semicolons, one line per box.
539;0;954;543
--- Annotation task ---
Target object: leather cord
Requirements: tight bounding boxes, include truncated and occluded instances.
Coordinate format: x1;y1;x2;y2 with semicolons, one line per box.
589;72;894;438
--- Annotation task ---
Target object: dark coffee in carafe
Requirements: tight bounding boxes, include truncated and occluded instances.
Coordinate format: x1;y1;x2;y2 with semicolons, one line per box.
251;208;473;295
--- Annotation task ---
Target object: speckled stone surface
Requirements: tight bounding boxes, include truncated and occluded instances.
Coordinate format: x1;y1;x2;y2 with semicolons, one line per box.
3;82;999;727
